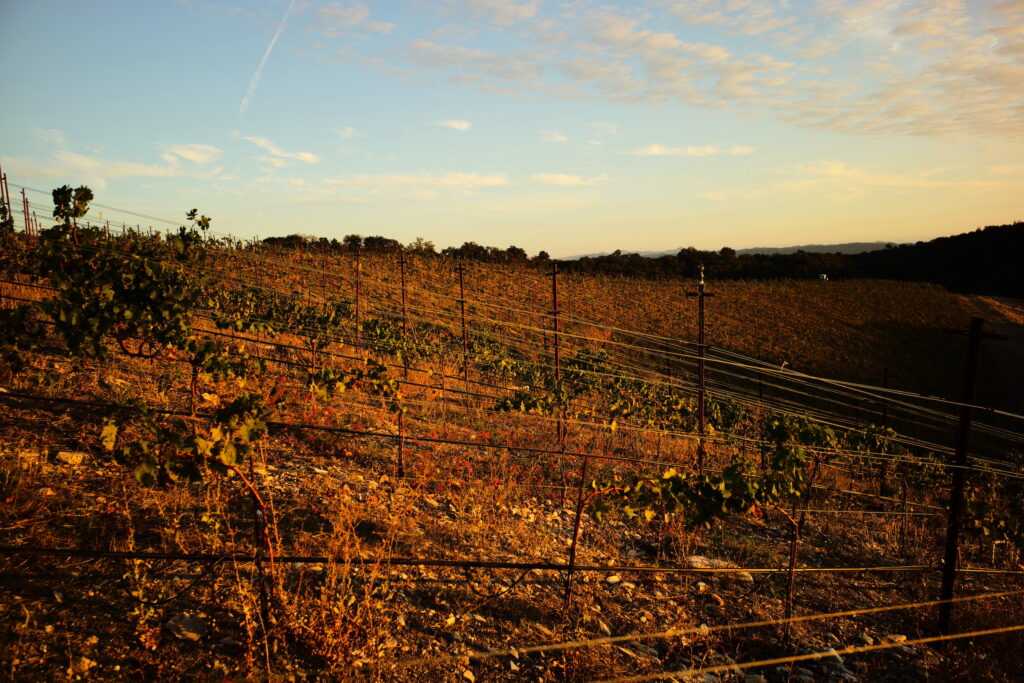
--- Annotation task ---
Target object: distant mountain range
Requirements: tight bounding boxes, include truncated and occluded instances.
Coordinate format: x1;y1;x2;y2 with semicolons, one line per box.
556;223;1024;298
570;242;891;259
735;242;891;255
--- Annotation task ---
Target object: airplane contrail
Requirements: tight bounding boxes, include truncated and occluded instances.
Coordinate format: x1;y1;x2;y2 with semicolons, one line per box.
240;0;298;114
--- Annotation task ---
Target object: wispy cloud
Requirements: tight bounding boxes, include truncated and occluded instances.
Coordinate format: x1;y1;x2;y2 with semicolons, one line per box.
240;0;297;114
3;150;178;191
784;161;1001;192
531;173;607;187
633;144;718;157
319;2;395;35
632;144;755;157
327;172;507;189
438;119;472;131
541;131;568;143
162;144;223;165
32;128;66;146
242;135;319;164
395;3;1024;137
318;171;508;200
338;127;356;140
464;0;541;26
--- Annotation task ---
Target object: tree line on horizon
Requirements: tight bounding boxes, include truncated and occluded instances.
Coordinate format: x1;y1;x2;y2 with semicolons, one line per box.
261;222;1024;298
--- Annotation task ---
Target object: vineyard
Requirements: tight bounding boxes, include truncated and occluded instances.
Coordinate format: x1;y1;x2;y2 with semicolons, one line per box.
1;178;1024;681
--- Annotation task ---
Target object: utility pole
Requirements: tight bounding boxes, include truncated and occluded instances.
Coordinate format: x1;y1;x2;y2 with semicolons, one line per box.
687;265;713;473
21;188;30;237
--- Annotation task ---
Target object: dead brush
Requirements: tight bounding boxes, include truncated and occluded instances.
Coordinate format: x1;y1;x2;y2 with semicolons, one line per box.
273;481;405;676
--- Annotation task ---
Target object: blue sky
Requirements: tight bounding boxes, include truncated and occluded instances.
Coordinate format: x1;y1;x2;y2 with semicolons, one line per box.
2;0;1022;256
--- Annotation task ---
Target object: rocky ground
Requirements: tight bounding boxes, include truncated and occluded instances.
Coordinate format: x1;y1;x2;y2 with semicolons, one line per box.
3;435;1022;681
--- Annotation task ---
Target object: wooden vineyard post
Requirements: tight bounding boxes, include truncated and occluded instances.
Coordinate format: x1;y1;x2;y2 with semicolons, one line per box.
938;317;984;635
687;265;713;473
458;258;470;391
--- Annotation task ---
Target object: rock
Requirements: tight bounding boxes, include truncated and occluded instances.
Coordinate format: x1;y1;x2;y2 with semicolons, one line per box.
56;451;87;466
859;632;874;645
721;656;742;675
71;657;97;674
17;449;41;463
462;670;475;682
685;555;754;584
744;675;768;683
696;581;710;593
167;614;207;642
883;634;907;643
606;574;622;584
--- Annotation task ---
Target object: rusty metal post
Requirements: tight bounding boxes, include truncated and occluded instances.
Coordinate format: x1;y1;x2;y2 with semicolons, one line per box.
686;265;709;472
552;263;570;510
354;245;362;350
877;366;890;494
881;366;889;427
783;508;801;642
938;317;983;635
458;258;469;390
697;265;706;472
400;250;409;378
249;456;271;637
552;263;563;450
397;250;409;479
564;447;590;611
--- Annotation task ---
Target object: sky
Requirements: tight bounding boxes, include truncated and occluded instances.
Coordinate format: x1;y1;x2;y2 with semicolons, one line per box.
1;0;1022;257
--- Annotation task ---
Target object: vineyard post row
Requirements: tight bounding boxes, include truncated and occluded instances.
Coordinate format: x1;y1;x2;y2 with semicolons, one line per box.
370;244;1009;629
271;218;1011;626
